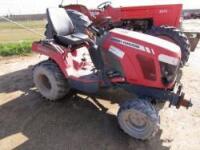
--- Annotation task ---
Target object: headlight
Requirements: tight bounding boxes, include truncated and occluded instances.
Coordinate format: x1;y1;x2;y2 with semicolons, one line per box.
158;54;180;85
160;62;179;85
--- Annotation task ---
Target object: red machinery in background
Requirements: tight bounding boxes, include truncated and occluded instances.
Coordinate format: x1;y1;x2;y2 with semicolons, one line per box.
62;1;200;65
64;2;182;28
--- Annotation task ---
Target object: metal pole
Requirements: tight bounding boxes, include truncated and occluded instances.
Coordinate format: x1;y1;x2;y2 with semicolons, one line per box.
60;0;65;6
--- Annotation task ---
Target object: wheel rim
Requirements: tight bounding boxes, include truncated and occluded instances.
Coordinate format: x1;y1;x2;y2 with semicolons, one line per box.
37;74;52;92
128;111;147;129
119;108;152;137
125;109;148;131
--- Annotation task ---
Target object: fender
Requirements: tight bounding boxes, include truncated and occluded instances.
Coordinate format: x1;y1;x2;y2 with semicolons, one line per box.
32;41;69;77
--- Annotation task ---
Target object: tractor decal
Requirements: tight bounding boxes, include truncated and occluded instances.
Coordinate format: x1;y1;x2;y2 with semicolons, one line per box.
159;9;168;14
109;46;125;58
111;37;155;55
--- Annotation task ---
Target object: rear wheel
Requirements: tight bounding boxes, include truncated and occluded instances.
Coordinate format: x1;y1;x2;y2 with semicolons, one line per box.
117;99;159;140
147;26;190;66
33;60;70;101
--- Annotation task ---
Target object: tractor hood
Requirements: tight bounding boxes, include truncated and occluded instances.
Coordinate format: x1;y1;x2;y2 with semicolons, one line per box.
102;28;181;89
109;28;181;57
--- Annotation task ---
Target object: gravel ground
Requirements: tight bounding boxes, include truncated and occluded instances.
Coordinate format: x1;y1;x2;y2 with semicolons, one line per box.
0;20;200;150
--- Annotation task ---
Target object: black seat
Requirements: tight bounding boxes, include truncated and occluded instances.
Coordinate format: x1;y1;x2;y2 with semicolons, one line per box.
46;8;89;46
55;33;89;47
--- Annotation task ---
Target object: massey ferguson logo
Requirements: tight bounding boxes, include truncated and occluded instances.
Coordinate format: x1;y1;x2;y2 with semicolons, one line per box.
111;37;155;55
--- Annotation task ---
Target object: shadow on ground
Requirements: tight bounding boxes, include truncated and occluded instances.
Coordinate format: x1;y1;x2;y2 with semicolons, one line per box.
0;66;170;150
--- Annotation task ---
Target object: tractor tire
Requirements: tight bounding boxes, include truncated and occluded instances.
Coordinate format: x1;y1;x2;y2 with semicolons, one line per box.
147;26;190;66
117;99;159;140
33;60;70;101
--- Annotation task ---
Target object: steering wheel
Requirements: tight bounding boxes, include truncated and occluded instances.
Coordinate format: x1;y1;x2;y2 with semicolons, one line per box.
97;1;112;10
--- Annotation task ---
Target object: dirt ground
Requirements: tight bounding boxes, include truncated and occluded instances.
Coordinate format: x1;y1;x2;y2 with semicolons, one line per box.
0;20;200;150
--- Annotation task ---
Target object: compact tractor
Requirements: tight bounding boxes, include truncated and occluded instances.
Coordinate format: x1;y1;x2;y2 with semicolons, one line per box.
33;3;198;139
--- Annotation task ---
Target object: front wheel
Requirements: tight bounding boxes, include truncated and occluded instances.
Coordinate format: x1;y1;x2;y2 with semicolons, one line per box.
117;99;159;140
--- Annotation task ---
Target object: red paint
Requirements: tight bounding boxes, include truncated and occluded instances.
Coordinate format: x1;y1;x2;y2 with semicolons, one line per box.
32;28;181;90
65;4;182;28
102;29;181;89
32;42;93;80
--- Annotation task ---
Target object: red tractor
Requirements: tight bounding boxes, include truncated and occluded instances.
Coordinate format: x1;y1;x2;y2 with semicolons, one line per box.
62;1;200;65
33;7;193;140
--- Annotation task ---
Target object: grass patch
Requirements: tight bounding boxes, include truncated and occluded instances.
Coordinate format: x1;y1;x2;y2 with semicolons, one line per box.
0;20;45;56
0;20;45;43
0;41;32;56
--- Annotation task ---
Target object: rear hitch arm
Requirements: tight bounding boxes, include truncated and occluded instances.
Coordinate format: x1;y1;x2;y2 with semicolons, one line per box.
169;84;192;109
176;94;192;109
170;93;192;109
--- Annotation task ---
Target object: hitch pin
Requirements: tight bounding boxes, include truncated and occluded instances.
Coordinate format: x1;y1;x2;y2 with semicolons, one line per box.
176;93;193;109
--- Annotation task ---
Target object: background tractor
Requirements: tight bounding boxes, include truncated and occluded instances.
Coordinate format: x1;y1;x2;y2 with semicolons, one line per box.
60;1;200;66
